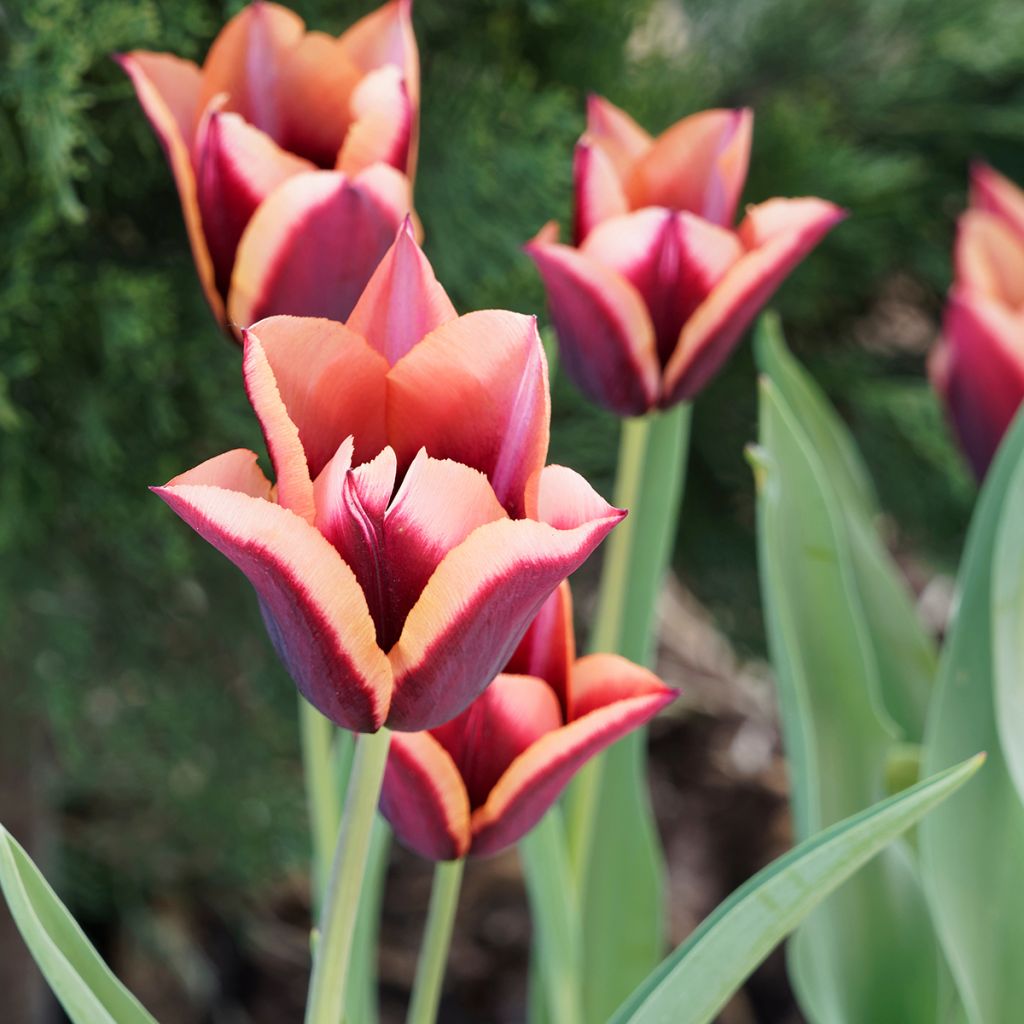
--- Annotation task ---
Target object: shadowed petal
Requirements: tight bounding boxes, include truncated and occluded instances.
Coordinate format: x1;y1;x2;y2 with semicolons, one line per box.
336;66;413;176
387;310;550;516
469;684;675;856
387;505;622;732
347;219;457;364
380;732;471;860
242;329;315;521
581;208;743;364
115;52;222;320
166;448;273;500
567;652;671;721
247;316;389;475
194;107;313;296
275;31;362;166
383;451;507;642
432;674;562;808
585;94;652;181
955;209;1024;307
970;161;1024;242
626;108;753;226
941;289;1024;478
525;235;659;416
573;138;629;243
662;197;846;403
197;1;304;141
152;484;392;731
228;170;404;326
504;582;574;715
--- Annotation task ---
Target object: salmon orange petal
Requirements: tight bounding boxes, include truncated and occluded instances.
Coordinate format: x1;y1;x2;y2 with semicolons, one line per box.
955;209;1024;307
970;161;1024;242
336;66;414;176
573;138;629;243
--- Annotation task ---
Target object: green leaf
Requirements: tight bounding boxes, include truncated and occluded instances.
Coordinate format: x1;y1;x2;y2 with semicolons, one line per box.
921;406;1024;1023
753;319;945;1023
610;754;985;1024
0;826;158;1024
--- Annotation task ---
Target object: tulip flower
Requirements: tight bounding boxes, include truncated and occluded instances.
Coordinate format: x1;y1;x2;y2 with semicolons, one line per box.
153;224;624;733
526;96;846;414
379;583;676;858
116;0;418;331
931;163;1024;478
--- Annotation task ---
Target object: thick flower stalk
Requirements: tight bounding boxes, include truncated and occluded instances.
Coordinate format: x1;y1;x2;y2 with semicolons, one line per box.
117;0;418;331
526;96;846;414
379;583;676;858
931;163;1024;478
153;225;624;733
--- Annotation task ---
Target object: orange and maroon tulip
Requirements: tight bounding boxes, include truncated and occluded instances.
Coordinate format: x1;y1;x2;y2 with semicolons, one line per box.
116;0;418;331
931;163;1024;478
526;96;846;414
379;583;676;858
153;226;624;733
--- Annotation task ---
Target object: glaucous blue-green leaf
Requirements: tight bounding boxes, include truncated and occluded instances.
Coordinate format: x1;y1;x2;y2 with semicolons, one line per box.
753;319;945;1024
0;826;158;1024
610;754;983;1024
921;405;1024;1023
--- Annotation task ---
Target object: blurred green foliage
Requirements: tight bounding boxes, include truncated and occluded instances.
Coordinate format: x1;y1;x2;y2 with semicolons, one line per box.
2;0;1020;934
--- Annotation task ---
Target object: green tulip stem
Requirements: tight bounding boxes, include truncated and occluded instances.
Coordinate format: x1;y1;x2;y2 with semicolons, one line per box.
406;857;466;1024
298;698;344;910
567;403;692;884
304;726;392;1024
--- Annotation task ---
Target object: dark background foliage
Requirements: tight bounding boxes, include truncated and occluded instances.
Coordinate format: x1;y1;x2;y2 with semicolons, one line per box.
2;0;1021;1019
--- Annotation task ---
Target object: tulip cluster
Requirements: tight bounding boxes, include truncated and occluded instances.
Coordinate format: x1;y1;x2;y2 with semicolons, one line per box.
527;96;845;414
117;0;418;331
154;225;633;736
932;163;1024;478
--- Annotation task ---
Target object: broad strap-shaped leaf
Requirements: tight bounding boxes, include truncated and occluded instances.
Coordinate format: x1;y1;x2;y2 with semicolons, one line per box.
753;323;944;1024
610;755;984;1024
921;405;1024;1023
0;827;158;1024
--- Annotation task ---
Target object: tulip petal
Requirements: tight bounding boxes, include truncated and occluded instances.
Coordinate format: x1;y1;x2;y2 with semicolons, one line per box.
504;582;575;716
152;483;392;731
970;161;1024;242
626;108;753;226
242;329;315;522
386;310;550;517
432;674;563;808
941;290;1024;478
387;502;623;732
166;448;273;500
337;65;413;176
275;31;362;166
115;52;222;321
228;170;404;326
585;94;652;182
525;236;660;416
196;1;304;141
347;219;457;364
955;209;1024;307
380;732;471;860
567;652;671;721
246;316;389;475
581;208;744;364
663;197;845;403
383;451;507;640
573;138;629;243
469;683;675;856
194;107;313;297
338;0;420;177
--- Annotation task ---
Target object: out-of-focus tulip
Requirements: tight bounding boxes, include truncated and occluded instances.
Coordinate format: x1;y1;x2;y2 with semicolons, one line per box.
117;0;418;331
931;163;1024;478
153;225;624;733
379;583;676;858
526;96;845;414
